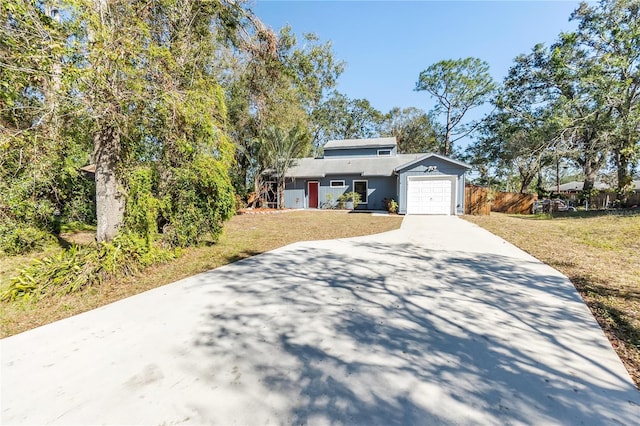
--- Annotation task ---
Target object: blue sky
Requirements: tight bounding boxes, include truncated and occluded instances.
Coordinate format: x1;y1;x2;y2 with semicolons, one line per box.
253;0;584;139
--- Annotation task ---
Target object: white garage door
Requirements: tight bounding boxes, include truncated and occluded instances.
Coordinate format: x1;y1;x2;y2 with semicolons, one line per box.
407;179;452;215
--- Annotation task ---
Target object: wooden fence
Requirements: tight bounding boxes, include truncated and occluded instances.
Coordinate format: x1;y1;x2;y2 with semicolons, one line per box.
464;185;491;215
492;192;537;214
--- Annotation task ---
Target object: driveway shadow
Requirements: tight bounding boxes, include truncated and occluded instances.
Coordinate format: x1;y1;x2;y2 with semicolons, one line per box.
190;238;640;424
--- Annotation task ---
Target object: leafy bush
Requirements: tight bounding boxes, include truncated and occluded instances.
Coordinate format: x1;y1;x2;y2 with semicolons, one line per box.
161;156;235;247
1;233;175;301
338;191;361;209
235;193;247;211
387;199;398;214
0;222;55;256
124;167;162;245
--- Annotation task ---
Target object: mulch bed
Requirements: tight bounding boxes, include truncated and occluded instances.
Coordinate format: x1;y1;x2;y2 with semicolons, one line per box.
236;208;296;215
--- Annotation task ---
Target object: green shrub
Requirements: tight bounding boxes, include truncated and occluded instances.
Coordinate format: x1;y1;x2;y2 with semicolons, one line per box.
124;167;162;246
338;192;361;209
0;222;56;256
387;199;398;214
234;193;247;211
1;233;176;301
161;156;235;247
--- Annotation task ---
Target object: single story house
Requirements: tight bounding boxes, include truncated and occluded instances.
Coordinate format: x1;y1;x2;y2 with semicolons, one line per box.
553;180;640;208
280;137;471;215
553;180;640;193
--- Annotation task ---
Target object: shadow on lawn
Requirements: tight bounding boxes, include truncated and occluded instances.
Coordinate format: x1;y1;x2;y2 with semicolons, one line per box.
188;238;640;424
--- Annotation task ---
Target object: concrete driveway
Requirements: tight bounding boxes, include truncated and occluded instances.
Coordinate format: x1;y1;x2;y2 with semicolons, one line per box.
2;216;639;425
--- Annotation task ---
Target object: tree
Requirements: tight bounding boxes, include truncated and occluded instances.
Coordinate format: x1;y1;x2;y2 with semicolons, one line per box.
311;91;385;146
260;124;311;208
226;26;343;195
546;35;614;199
469;109;557;193
2;0;259;248
80;0;257;243
415;57;496;156
283;31;345;137
0;0;93;234
569;0;640;203
468;48;563;193
381;107;442;154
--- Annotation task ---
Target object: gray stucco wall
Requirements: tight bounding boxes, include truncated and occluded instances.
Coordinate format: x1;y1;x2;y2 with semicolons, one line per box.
397;157;467;215
284;175;398;210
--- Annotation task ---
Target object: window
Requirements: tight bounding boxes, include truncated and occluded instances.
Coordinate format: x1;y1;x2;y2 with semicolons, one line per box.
330;180;345;188
353;180;368;203
377;149;392;156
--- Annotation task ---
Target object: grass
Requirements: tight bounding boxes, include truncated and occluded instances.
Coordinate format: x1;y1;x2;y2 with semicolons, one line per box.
464;212;640;388
0;210;402;338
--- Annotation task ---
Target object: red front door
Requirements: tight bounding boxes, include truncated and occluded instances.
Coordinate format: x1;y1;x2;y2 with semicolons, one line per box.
308;181;319;208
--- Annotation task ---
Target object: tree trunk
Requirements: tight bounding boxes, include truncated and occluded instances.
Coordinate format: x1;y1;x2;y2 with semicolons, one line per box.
582;160;598;204
444;108;452;157
94;125;124;242
614;145;633;206
278;176;285;209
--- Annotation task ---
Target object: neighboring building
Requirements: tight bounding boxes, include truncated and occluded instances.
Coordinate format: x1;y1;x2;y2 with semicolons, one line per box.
554;181;612;193
280;137;471;215
554;180;640;193
553;180;640;208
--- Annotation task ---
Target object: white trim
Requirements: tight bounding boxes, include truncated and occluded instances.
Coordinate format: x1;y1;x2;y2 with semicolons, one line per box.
377;149;392;157
395;153;472;172
352;179;368;204
330;180;346;188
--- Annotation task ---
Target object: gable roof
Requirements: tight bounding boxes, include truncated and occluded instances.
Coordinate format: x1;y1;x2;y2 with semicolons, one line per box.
285;153;470;178
555;180;640;192
394;153;471;172
324;137;397;150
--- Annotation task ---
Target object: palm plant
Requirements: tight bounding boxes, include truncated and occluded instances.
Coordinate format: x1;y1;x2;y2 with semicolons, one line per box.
260;123;311;208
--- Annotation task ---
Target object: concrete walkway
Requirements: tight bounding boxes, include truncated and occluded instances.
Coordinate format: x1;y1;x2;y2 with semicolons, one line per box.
2;216;639;425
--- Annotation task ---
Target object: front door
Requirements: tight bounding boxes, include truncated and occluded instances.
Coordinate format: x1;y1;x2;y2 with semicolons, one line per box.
308;181;319;208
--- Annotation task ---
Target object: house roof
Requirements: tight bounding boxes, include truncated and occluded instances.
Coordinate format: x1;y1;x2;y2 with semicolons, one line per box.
80;164;96;174
395;153;471;172
554;180;640;192
285;153;471;178
324;137;397;150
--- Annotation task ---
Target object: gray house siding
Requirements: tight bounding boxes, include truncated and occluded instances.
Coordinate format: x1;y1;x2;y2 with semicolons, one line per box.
283;180;306;208
323;145;397;158
349;176;397;210
397;157;467;215
284;175;397;210
282;138;470;214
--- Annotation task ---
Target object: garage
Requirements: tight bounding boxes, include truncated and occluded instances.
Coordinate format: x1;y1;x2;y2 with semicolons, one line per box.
406;177;453;215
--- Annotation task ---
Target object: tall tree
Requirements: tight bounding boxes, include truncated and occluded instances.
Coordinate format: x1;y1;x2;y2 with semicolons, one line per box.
81;0;254;242
547;35;614;198
226;26;342;195
468;48;562;193
260;124;311;208
381;107;442;154
415;57;496;156
311;91;384;146
570;0;640;203
0;0;92;232
470;109;558;193
2;0;260;246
